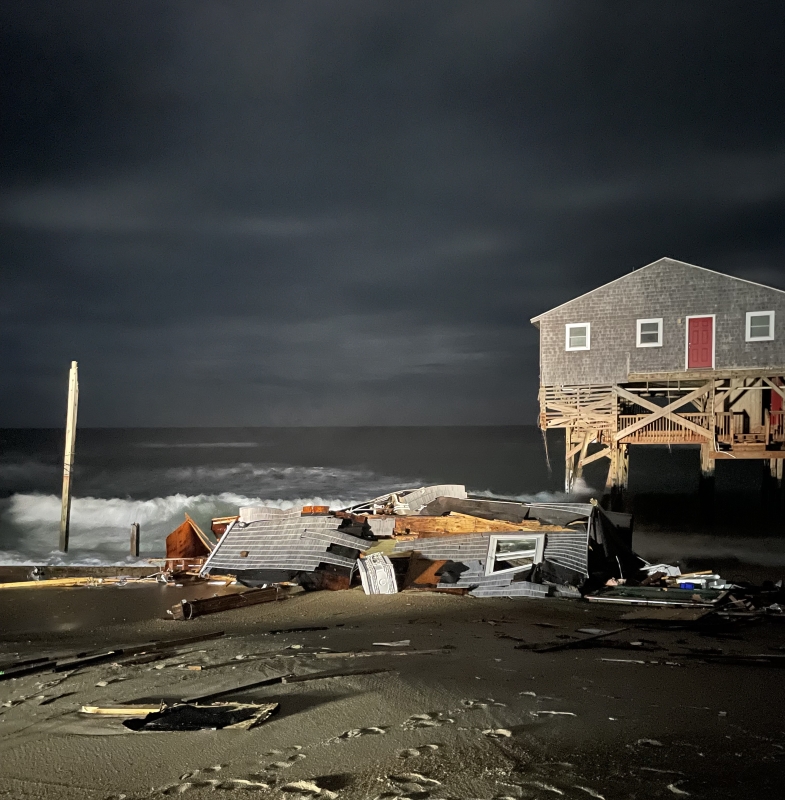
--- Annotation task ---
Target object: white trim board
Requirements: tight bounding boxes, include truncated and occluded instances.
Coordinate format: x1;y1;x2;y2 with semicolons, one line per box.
530;257;785;325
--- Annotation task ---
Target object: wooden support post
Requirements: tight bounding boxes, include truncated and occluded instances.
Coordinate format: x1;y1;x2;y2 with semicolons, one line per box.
604;443;628;511
59;361;79;553
572;429;594;485
564;427;574;493
130;523;140;558
699;443;716;524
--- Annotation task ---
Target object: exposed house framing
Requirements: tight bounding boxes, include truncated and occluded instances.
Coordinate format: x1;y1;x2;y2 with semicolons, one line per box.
540;371;785;493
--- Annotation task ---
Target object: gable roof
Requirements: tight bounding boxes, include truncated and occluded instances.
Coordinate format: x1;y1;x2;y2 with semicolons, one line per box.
530;257;785;326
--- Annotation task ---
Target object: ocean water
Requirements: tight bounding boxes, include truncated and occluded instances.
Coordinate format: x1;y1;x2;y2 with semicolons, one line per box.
2;427;783;568
0;427;568;565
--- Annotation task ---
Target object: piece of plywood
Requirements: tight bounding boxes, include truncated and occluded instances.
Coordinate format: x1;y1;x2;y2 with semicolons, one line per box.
166;519;212;560
393;513;552;537
402;555;447;590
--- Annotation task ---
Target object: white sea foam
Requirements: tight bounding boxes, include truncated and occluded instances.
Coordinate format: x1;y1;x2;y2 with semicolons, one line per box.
474;477;597;504
0;492;352;565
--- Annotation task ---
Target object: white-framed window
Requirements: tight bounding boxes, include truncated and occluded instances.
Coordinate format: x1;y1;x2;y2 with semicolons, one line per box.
636;317;663;348
565;322;590;351
485;533;545;576
746;310;775;342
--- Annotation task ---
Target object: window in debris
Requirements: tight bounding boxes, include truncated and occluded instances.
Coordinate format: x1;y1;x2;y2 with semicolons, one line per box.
485;534;545;576
565;323;590;351
636;317;663;348
746;310;775;342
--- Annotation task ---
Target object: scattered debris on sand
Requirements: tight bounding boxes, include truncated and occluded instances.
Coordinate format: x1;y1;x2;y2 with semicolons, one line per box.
3;485;784;630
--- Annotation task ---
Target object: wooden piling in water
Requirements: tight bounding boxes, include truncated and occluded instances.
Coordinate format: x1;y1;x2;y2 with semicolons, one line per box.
59;361;79;553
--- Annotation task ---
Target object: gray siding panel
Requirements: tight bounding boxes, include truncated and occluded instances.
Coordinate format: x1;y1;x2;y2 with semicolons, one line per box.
543;531;589;575
535;259;785;386
202;516;369;574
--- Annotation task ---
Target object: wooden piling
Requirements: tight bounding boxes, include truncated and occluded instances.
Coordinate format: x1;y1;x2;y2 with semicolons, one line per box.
59;361;79;553
130;523;140;557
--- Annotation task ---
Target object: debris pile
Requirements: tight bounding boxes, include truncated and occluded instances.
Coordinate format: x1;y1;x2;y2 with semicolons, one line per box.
195;485;640;602
4;483;783;622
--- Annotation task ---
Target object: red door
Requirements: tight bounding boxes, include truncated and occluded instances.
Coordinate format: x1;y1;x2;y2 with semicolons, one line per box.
688;317;713;369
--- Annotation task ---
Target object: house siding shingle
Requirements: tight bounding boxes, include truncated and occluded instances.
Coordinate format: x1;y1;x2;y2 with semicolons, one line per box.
535;259;785;386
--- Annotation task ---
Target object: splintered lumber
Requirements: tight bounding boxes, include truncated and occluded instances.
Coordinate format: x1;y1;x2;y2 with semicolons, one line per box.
166;516;213;561
183;674;294;704
80;704;164;717
171;587;289;620
393;513;533;538
534;627;630;653
312;648;449;659
0;576;150;589
1;631;225;681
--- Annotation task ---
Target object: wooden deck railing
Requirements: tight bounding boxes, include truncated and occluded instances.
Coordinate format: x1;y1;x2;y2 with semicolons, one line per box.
618;413;711;444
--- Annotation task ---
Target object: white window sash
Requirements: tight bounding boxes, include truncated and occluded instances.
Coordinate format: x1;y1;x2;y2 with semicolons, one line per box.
565;323;591;351
636;317;663;348
485;534;545;576
746;311;775;342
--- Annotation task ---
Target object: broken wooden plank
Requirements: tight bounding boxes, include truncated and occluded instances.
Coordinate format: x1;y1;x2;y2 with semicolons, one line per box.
171;587;288;620
312;648;449;659
534;627;630;653
80;704;165;717
393;513;532;537
183;674;294;704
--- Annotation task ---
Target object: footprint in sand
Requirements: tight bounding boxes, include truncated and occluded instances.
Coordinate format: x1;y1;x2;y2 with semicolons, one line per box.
398;744;441;758
460;698;507;710
401;713;454;730
164;777;272;794
328;726;389;742
281;779;339;799
383;771;442;798
482;728;513;739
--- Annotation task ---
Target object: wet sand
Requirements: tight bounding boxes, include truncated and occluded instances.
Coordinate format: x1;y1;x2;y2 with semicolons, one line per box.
1;586;784;799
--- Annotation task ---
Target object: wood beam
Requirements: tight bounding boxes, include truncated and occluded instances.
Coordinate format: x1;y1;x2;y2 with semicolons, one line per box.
614;384;713;442
580;446;611;466
763;377;785;402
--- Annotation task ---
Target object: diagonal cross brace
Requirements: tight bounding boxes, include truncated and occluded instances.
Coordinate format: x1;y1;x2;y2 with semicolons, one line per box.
614;384;714;442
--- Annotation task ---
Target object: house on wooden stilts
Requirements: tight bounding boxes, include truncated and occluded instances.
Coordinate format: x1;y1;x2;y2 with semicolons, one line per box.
530;257;785;506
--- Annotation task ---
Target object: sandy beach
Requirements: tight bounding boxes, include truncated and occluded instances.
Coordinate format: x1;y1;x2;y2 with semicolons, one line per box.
1;585;784;799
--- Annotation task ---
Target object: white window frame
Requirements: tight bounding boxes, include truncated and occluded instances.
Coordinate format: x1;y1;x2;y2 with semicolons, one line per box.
565;322;591;351
746;310;775;342
636;317;663;348
684;314;716;370
484;533;545;577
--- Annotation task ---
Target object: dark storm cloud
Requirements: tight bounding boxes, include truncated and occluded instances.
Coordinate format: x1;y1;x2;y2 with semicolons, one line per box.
2;1;785;425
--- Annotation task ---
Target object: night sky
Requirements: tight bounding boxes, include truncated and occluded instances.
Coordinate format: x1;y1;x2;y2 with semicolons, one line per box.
3;2;785;427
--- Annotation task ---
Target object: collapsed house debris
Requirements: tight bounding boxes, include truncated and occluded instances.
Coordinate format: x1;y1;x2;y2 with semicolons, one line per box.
5;486;782;621
164;513;216;572
198;508;372;589
186;486;642;601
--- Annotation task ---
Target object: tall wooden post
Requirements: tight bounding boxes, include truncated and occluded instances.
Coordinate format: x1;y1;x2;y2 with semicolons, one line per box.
605;443;628;511
130;523;140;557
564;427;574;493
59;361;79;552
573;430;593;486
699;442;715;524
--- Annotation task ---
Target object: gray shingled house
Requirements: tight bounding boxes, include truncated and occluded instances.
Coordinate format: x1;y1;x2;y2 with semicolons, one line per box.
531;258;785;493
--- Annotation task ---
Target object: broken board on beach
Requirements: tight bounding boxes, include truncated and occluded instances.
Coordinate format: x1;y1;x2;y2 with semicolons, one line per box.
170;586;290;620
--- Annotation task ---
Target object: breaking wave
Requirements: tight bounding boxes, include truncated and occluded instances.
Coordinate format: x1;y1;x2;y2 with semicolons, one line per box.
474;477;597;504
0;492;352;565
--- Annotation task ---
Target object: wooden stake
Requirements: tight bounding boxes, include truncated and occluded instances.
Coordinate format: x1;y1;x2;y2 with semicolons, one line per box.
59;361;79;552
130;523;140;557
